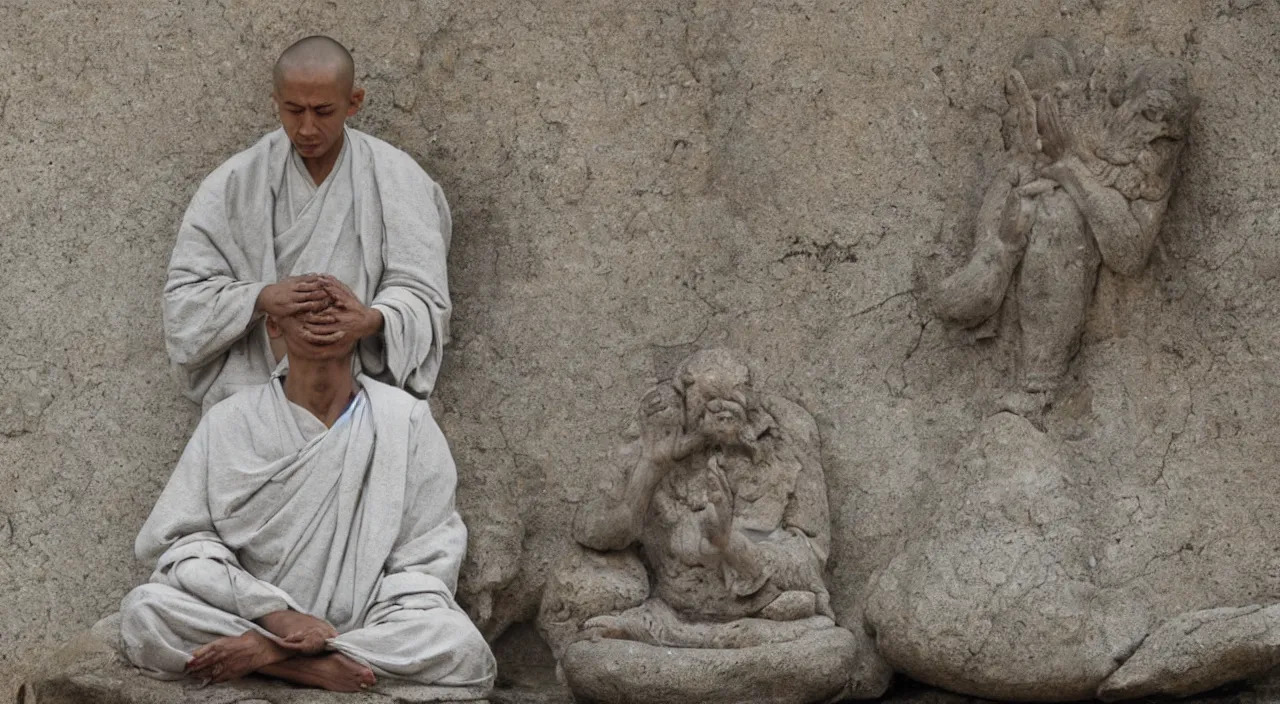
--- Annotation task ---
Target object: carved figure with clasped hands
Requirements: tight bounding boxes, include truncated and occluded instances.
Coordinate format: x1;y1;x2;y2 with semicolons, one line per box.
934;38;1195;408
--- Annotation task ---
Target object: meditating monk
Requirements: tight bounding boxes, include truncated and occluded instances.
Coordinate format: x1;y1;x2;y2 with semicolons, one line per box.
119;296;495;693
164;35;451;411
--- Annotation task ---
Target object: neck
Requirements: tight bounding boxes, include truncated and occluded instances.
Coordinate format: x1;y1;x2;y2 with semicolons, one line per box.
282;356;356;427
301;129;345;185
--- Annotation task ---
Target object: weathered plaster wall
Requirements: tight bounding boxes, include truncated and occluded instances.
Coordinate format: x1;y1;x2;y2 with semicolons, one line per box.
3;0;1279;697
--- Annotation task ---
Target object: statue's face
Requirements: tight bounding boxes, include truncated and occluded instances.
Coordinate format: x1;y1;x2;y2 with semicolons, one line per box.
696;397;749;447
1099;71;1189;165
678;350;755;446
272;67;364;162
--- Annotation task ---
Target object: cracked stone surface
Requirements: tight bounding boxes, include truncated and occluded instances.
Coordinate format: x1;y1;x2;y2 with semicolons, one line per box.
5;0;1280;700
1098;604;1280;700
865;412;1153;700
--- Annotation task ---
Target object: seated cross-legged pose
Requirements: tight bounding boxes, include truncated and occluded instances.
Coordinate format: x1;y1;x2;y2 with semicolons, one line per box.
120;295;495;694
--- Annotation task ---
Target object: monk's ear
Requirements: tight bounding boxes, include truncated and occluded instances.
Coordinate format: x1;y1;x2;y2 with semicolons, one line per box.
266;316;283;339
348;87;365;116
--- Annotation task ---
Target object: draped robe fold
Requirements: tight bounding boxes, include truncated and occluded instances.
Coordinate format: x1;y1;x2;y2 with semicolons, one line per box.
119;375;495;692
164;128;451;411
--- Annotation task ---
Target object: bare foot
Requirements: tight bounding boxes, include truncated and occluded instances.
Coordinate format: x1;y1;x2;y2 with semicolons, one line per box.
186;631;289;684
259;652;377;693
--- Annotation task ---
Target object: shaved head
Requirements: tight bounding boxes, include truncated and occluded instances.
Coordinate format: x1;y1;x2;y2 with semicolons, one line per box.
274;35;355;94
272;36;365;169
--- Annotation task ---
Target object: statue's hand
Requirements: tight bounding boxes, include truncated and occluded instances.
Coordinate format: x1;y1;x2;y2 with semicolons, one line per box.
644;431;704;472
997;185;1038;248
638;385;703;467
1006;69;1040;155
256;275;331;319
1037;94;1074;161
700;457;736;550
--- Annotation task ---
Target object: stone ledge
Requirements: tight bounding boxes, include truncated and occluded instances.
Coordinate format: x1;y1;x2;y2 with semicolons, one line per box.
18;614;489;704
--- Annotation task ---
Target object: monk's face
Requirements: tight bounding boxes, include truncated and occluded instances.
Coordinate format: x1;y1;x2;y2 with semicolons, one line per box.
273;67;365;161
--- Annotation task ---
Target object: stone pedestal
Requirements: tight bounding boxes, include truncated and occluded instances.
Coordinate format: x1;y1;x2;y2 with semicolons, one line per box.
559;627;890;704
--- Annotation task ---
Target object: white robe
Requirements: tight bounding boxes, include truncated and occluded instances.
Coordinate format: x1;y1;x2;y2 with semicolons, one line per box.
164;128;451;411
119;375;495;692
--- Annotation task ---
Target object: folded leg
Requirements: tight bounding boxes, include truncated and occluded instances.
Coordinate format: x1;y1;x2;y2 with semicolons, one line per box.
329;599;495;689
583;599;834;649
119;582;265;678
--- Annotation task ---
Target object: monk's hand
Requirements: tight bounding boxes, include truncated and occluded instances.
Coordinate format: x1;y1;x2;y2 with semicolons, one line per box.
186;631;286;684
256;609;337;655
279;628;331;655
301;275;383;344
256;275;331;318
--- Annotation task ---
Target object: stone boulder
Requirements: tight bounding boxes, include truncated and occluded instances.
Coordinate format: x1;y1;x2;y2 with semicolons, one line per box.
864;412;1148;701
19;613;489;704
1098;604;1280;700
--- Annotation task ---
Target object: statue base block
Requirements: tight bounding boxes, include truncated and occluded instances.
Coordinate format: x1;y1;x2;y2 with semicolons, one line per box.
560;626;889;704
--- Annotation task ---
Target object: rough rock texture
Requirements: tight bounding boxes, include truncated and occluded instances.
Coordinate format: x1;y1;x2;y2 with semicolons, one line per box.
536;546;649;661
865;413;1151;700
18;614;488;704
560;627;889;704
1098;604;1280;701
5;0;1280;700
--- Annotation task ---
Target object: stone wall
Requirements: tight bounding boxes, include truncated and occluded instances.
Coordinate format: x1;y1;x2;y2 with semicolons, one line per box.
4;0;1280;698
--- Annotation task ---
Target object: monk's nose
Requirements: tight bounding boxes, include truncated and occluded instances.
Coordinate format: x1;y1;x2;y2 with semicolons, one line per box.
299;114;318;137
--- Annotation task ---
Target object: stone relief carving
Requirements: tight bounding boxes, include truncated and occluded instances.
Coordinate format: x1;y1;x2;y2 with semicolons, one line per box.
934;37;1196;406
537;349;889;704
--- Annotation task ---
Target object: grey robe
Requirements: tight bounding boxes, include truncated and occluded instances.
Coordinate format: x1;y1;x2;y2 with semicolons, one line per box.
120;375;494;692
164;128;451;410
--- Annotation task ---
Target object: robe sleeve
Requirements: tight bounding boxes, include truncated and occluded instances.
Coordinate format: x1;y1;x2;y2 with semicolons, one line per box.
163;173;269;395
136;416;299;620
358;147;452;398
376;402;467;609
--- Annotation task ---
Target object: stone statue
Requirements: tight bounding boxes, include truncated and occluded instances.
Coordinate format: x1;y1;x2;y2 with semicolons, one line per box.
934;38;1195;404
537;349;889;704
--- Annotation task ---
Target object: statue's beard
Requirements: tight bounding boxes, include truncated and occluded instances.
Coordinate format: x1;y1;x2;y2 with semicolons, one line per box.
702;423;752;450
1096;116;1166;166
1096;139;1142;166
